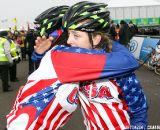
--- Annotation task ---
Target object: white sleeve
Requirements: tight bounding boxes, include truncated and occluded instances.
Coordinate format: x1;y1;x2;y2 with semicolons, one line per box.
3;40;13;63
28;50;57;80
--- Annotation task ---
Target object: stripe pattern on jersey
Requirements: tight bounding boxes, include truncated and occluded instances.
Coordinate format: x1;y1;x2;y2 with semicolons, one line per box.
78;79;130;130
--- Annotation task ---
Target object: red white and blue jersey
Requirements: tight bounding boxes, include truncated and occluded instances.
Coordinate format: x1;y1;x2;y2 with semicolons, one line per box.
79;79;130;130
6;42;147;130
78;74;147;130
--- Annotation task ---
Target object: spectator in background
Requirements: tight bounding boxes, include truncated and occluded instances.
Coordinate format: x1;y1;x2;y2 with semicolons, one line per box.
109;20;116;41
115;23;120;41
8;31;21;82
25;29;38;74
16;32;23;59
19;30;26;60
0;30;16;92
128;20;138;39
119;20;131;47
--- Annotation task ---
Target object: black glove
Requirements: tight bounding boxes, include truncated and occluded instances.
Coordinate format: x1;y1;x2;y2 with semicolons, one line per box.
13;57;21;64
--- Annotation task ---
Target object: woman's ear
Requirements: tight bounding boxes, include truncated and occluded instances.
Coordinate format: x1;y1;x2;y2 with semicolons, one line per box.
92;34;101;46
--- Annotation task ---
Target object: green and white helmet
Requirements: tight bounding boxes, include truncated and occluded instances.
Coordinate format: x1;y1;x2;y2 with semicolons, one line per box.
34;6;69;36
62;1;110;32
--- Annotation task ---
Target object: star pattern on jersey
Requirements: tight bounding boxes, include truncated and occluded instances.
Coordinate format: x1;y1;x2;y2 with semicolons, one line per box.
22;82;61;118
115;74;147;113
53;45;105;54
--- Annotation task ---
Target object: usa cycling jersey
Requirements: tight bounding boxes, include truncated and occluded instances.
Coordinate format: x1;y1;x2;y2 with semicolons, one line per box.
79;74;147;130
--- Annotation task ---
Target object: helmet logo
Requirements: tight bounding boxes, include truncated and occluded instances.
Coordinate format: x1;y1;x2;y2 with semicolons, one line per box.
92;8;108;14
81;28;95;32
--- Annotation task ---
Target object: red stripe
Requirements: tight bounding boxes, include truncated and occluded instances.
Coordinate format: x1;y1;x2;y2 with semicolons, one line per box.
81;107;90;129
33;97;55;130
27;80;35;84
52;110;69;129
19;79;57;102
110;80;124;97
9;106;37;130
44;103;62;129
84;102;101;129
6;86;24;119
109;80;130;127
88;120;95;130
60;114;72;126
81;107;95;130
89;103;109;129
110;80;129;111
102;103;121;130
112;103;130;128
13;86;24;108
57;29;63;36
52;51;106;83
51;29;63;48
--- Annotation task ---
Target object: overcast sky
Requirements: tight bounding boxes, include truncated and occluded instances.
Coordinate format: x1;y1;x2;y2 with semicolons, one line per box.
0;0;110;29
0;0;160;29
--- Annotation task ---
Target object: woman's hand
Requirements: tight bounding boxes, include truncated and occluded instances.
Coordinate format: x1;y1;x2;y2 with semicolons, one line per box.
34;36;53;54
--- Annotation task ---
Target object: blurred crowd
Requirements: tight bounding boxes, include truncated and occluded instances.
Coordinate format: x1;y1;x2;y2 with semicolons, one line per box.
138;26;160;36
109;20;138;47
0;29;38;92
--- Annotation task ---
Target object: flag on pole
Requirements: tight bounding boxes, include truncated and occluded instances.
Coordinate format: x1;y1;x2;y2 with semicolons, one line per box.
12;17;17;23
12;18;17;31
13;26;17;31
27;22;30;31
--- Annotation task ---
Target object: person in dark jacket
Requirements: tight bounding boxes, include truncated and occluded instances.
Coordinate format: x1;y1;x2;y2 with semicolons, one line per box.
25;29;38;74
129;20;138;39
109;20;117;40
119;20;131;47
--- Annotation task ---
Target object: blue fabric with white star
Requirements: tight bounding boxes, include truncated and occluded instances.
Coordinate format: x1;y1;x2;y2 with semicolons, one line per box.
116;73;148;130
22;83;62;118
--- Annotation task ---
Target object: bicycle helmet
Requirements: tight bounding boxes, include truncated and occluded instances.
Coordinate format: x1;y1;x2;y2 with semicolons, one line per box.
34;7;56;24
34;6;69;36
62;1;110;32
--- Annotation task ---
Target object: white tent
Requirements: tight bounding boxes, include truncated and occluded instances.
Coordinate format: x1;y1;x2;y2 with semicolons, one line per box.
107;0;160;21
108;0;160;7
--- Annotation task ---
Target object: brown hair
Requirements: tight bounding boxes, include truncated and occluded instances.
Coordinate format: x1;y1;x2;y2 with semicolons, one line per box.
92;31;112;52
